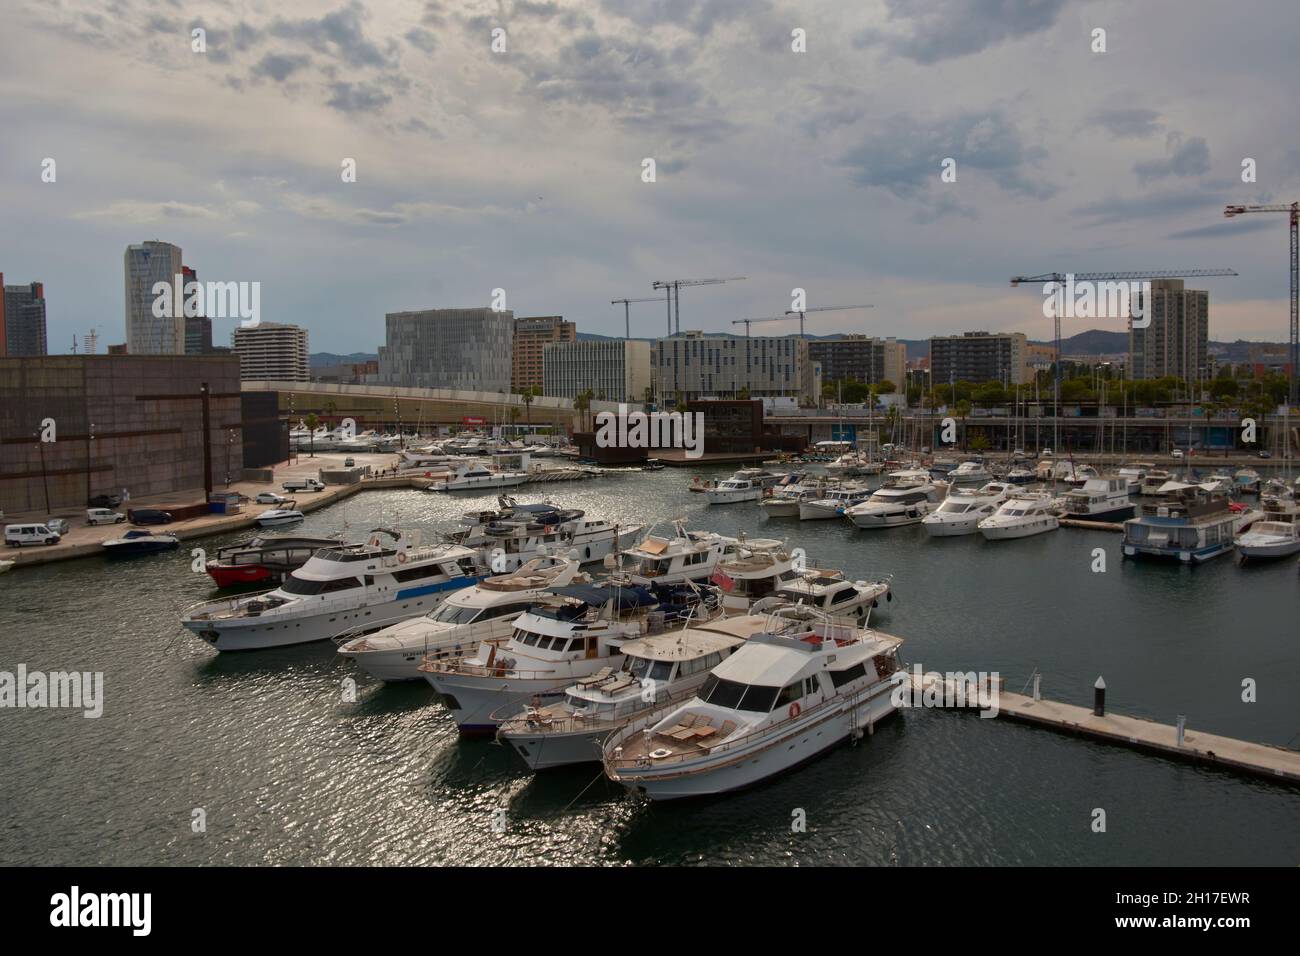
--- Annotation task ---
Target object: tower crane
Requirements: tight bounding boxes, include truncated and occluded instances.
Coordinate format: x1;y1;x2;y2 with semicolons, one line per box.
610;297;662;340
1224;203;1299;405
1009;268;1238;452
652;276;746;335
784;304;875;339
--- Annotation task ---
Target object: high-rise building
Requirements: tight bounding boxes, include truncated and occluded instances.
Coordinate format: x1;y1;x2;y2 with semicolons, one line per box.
181;266;213;355
2;279;48;357
232;322;310;381
652;332;819;403
543;339;651;402
371;308;514;392
513;315;575;392
929;331;1031;386
808;335;906;388
1128;279;1210;383
124;240;184;354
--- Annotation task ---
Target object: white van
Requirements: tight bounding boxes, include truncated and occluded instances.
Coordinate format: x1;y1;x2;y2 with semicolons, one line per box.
5;524;61;547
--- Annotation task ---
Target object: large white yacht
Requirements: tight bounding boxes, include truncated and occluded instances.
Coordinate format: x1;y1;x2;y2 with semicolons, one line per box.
844;473;946;528
708;538;798;613
977;493;1060;540
335;556;588;681
609;522;738;585
496;614;772;771
468;511;643;572
602;610;905;800
705;469;782;505
755;571;892;621
947;460;993;484
1054;477;1135;522
921;481;1012;537
419;582;722;732
426;462;530;491
179;530;483;651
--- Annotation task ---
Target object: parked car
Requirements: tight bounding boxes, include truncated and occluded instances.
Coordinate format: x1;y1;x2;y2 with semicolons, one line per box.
5;523;60;547
44;518;71;537
86;508;126;525
282;478;325;493
343;457;356;468
255;492;287;505
88;493;122;509
130;509;174;526
1170;448;1184;459
1258;450;1273;459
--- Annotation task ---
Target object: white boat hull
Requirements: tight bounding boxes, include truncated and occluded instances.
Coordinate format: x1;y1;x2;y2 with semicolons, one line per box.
922;515;983;537
760;499;801;517
799;501;849;520
424;661;623;732
847;505;933;528
501;726;607;770
979;518;1059;540
706;488;761;504
1236;538;1300;559
612;688;898;801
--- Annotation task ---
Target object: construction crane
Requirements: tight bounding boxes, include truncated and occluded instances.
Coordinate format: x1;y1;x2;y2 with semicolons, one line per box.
610;296;662;340
653;276;746;335
1224;202;1299;405
1009;268;1238;452
784;304;875;339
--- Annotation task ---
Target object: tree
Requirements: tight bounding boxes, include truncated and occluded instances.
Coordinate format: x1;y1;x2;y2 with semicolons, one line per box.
969;433;991;452
876;379;897;395
953;400;972;449
304;413;319;458
573;389;594;432
520;386;537;426
737;385;751;400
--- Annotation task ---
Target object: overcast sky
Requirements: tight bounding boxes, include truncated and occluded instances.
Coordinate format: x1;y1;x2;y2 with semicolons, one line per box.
3;0;1298;354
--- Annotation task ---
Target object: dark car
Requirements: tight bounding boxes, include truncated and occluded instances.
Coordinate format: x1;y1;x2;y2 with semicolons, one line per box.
130;509;174;526
88;493;123;508
1258;450;1273;459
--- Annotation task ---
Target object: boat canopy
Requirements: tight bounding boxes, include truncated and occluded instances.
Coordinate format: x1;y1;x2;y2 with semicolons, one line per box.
546;583;658;609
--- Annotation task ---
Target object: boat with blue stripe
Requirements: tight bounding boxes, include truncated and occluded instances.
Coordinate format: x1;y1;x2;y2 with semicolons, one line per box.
180;528;484;651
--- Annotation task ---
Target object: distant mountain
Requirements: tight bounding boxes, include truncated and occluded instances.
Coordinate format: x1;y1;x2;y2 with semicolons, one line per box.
310;351;378;367
1052;329;1129;355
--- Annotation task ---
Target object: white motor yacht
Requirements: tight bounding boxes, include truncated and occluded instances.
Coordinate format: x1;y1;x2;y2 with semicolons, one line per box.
256;500;305;528
602;610;905;800
922;481;1013;536
179;529;483;651
426;462;529;491
706;473;765;505
1117;462;1152;495
1054;477;1135;522
708;539;798;613
496;614;772;771
978;493;1060;540
844;478;946;528
948;460;993;484
754;570;892;622
335;556;589;681
609;522;738;585
419;581;722;732
1234;521;1300;561
797;485;871;520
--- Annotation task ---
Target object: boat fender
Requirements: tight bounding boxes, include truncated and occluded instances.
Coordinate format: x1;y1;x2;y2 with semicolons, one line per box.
886;591;892;601
788;701;801;719
584;546;591;560
397;551;408;564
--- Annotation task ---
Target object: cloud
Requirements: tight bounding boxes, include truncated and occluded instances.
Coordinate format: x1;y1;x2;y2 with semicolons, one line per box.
404;28;437;52
1085;107;1162;139
326;81;392;112
1167;218;1276;240
74;200;222;223
1134;133;1212;184
598;0;765;37
250;53;311;82
268;2;397;70
1072;189;1220;227
853;0;1069;64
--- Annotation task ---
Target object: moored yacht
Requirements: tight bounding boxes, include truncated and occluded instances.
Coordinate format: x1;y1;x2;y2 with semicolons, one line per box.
922;481;1012;537
205;534;342;587
947;460;993;484
1234;520;1300;561
101;529;180;557
256;500;305;528
1122;481;1236;563
706;472;766;505
610;522;737;585
709;538;797;613
1054;477;1135;522
1117;462;1152;495
419;582;722;731
602;610;905;800
179;529;483;651
1233;468;1262;495
977;493;1060;540
1138;469;1174;496
426;462;529;491
797;484;871;520
336;556;589;681
754;570;892;621
496;614;771;770
844;476;946;529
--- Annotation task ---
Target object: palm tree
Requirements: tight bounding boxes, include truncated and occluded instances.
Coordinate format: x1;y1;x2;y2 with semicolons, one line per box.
574;390;592;433
521;387;536;428
304;412;319;458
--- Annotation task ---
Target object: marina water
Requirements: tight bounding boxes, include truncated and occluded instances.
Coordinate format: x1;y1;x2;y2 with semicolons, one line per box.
3;469;1298;865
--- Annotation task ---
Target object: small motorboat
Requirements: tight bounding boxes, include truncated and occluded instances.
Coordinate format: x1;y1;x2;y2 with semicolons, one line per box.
102;529;180;557
642;459;665;471
257;500;305;528
0;558;14;574
1235;521;1300;561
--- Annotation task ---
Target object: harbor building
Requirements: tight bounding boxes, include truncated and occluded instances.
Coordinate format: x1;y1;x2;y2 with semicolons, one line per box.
2;277;48;357
652;332;820;404
371;307;514;392
513;315;575;393
232;322;310;382
124;240;185;355
929;331;1032;385
543;339;652;402
808;335;906;387
0;354;242;514
1128;279;1210;382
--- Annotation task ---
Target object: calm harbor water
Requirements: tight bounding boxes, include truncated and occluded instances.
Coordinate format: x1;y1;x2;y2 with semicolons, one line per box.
2;469;1298;866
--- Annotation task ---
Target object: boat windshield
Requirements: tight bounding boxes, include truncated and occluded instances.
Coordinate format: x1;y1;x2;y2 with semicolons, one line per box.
939;501;970;513
697;674;779;713
626;656;673;683
429;603;481;625
280;575;362;595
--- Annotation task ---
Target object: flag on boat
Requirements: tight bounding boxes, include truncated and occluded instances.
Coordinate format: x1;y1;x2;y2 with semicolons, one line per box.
710;569;735;592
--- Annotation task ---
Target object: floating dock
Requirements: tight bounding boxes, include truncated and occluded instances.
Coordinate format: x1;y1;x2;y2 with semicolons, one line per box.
910;672;1300;787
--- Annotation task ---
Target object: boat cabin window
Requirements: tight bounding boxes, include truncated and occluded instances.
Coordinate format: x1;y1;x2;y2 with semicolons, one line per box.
430;603;481;626
698;675;780;712
627;656;673;683
484;603;532;621
281;575;362;596
830;587;857;605
394;564;444;583
829;662;867;689
677;650;725;677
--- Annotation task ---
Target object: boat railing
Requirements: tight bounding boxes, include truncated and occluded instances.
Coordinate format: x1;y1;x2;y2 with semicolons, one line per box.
182;585;281;618
494;680;704;734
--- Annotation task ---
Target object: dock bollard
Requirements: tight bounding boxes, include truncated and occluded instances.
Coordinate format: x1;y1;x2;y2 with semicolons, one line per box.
1176;715;1186;747
1093;676;1106;717
1032;672;1041;702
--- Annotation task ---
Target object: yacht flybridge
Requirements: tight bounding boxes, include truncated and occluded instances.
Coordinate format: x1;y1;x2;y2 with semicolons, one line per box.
179;529;483;651
844;474;946;528
1054;477;1135;522
609;521;738;585
419;581;724;731
602;609;905;800
708;538;797;613
756;571;892;621
496;614;773;771
922;481;1012;537
335;556;589;681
